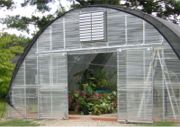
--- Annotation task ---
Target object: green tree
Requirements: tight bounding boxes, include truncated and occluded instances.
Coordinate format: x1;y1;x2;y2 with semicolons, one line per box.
0;0;13;8
0;33;30;98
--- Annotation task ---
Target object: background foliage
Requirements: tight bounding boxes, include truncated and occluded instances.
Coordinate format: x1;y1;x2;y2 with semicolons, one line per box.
0;33;30;98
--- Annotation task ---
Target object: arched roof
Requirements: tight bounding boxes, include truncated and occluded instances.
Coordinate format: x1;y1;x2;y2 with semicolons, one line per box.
6;5;180;105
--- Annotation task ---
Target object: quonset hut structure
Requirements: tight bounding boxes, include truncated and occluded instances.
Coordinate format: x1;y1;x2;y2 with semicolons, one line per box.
7;5;180;123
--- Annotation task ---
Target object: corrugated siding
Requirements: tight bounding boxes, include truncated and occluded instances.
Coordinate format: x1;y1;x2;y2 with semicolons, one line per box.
8;7;180;122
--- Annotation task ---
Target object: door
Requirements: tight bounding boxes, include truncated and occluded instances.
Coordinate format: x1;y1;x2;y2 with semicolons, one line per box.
117;48;153;123
38;53;68;119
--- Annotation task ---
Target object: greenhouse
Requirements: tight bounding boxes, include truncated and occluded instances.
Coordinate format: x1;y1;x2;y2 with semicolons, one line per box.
6;5;180;123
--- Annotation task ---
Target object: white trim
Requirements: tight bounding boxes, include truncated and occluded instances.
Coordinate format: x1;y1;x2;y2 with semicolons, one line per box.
36;43;163;55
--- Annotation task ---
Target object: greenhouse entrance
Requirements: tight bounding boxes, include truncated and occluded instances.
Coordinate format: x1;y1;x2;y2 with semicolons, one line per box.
68;52;117;118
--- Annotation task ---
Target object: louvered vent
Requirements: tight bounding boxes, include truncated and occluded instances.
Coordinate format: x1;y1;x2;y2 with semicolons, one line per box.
79;11;106;42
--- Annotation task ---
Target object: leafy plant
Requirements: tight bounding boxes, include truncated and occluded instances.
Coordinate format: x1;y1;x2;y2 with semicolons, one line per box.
69;69;117;115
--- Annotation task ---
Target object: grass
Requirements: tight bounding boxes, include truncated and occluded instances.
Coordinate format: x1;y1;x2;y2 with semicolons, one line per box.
0;99;6;118
0;119;40;126
137;121;176;126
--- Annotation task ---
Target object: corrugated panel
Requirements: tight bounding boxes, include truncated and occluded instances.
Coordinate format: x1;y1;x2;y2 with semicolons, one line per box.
107;9;126;46
25;57;37;86
145;22;162;44
117;48;153;122
65;11;81;49
37;27;50;52
127;15;143;45
52;19;64;50
38;53;68;119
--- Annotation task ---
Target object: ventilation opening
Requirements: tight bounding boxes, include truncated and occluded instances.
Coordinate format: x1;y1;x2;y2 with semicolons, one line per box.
79;11;107;42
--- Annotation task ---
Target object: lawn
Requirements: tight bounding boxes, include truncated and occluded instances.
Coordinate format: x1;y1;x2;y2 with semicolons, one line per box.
0;99;6;118
137;121;176;126
0;119;39;126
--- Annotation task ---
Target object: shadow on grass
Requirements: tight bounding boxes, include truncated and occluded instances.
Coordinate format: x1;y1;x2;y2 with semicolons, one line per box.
0;119;40;126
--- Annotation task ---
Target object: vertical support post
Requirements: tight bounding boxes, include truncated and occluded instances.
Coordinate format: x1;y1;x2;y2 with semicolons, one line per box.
64;52;69;119
143;48;146;118
49;54;53;118
63;18;66;49
37;55;40;119
117;49;120;120
50;26;52;50
23;62;27;118
50;25;53;117
161;48;165;120
142;21;145;45
125;15;127;45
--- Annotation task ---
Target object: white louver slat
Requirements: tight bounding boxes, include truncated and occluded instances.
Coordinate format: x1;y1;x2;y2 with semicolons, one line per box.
79;11;106;42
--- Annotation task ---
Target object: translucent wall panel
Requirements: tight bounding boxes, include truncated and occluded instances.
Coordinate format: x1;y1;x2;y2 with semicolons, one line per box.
26;87;37;118
52;19;64;50
37;27;50;52
154;41;180;119
65;11;81;49
9;63;26;117
25;57;37;86
145;22;162;44
127;15;143;45
107;10;125;46
118;48;153;122
25;56;38;118
38;53;68;119
38;54;50;87
11;87;26;116
117;50;127;120
13;64;24;86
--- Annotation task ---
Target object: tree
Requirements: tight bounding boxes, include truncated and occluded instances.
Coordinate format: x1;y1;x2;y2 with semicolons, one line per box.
0;0;13;9
123;0;180;24
0;33;30;98
2;0;180;35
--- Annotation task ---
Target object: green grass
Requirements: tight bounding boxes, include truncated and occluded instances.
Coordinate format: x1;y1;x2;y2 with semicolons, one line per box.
0;100;6;118
137;121;175;126
0;119;40;126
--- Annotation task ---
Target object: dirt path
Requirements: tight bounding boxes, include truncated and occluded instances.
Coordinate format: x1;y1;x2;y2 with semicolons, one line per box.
38;119;127;126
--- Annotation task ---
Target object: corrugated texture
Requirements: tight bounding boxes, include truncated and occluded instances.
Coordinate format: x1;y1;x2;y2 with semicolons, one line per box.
8;7;180;122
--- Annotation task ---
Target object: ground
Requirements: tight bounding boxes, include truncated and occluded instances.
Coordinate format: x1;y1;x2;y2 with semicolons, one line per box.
39;119;124;126
0;116;178;126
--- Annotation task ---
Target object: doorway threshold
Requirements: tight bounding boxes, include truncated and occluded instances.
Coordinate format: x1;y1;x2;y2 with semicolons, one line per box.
69;114;117;121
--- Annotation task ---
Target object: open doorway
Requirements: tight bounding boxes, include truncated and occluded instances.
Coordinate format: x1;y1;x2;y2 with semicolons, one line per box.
68;52;117;117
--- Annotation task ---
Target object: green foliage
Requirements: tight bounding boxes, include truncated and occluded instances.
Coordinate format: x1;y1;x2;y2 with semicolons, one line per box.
0;0;13;9
3;15;56;33
79;69;115;90
0;119;39;126
21;0;52;11
69;69;117;115
0;33;30;98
